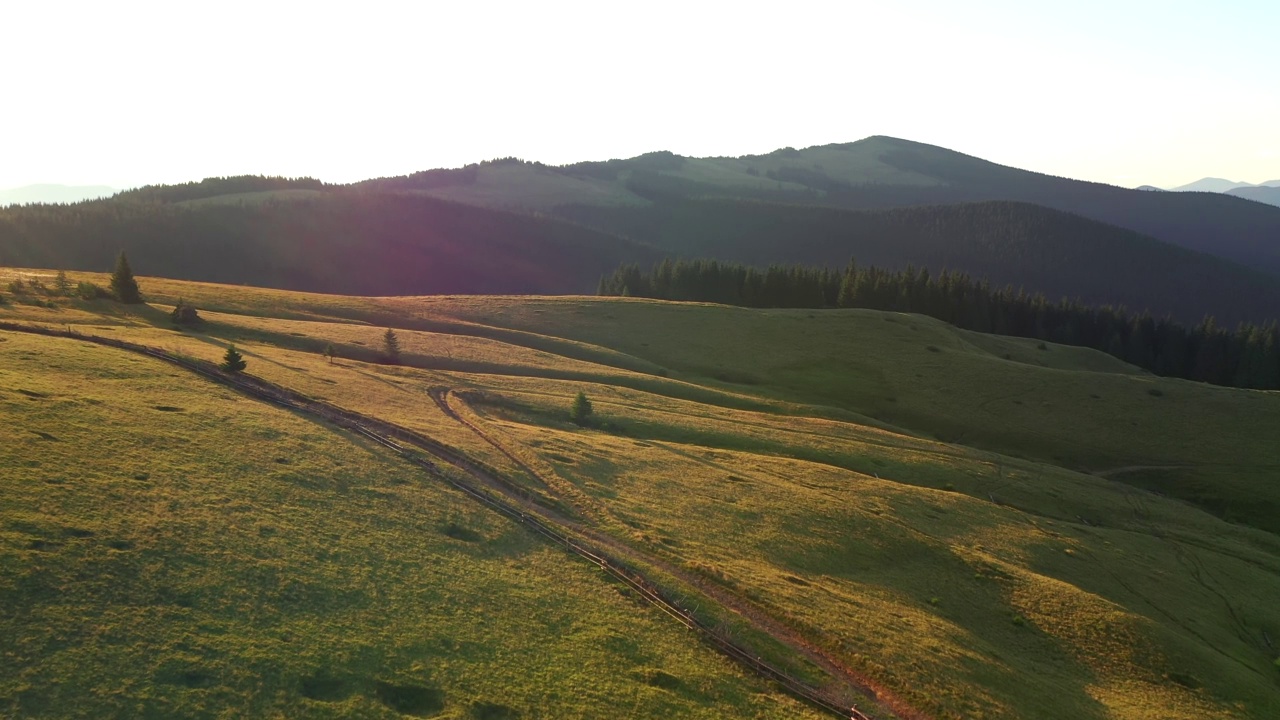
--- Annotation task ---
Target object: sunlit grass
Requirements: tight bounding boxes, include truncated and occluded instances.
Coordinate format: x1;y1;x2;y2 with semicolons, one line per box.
3;271;1280;720
0;331;820;719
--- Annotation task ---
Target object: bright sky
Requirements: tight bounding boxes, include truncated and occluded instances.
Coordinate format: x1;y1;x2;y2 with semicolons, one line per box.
3;0;1276;191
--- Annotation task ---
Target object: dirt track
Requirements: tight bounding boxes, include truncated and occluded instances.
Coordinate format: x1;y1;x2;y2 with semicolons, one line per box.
1;321;927;720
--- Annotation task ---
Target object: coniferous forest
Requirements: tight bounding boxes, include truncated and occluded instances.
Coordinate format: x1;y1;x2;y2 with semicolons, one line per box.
599;258;1280;389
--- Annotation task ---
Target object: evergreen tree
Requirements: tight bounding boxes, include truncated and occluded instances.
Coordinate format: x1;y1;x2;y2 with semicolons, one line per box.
569;391;593;426
110;251;142;303
54;270;72;296
382;329;401;364
220;344;247;373
324;342;336;364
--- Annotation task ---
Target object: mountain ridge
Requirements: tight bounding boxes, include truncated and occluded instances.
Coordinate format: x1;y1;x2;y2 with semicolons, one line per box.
360;136;1280;276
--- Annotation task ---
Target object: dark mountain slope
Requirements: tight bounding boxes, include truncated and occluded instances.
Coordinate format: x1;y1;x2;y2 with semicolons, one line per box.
367;137;1280;277
0;192;658;295
828;138;1280;273
559;197;1280;324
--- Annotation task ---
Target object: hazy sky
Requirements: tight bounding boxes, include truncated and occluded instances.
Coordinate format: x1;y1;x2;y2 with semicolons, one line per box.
3;0;1276;190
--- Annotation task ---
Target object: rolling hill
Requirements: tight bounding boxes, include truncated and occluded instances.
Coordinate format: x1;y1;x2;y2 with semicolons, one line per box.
1228;185;1280;207
2;273;1279;719
366;137;1280;277
563;198;1280;325
3;176;1280;325
1169;178;1257;193
0;190;659;296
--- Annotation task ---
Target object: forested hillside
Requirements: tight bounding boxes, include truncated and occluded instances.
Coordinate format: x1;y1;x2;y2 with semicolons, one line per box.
0;190;656;295
370;137;1280;276
570;198;1280;325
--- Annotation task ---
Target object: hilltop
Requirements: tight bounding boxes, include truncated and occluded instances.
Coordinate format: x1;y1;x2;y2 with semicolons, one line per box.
2;271;1278;719
370;136;1280;277
4;137;1280;325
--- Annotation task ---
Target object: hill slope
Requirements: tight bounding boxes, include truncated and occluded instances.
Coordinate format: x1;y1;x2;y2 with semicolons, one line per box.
0;327;821;720
0;191;659;295
385;137;1280;277
1228;185;1280;207
562;198;1280;324
3;277;1279;720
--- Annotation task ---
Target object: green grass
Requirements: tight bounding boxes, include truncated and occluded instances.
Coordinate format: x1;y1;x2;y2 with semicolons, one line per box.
4;273;1280;719
0;331;820;719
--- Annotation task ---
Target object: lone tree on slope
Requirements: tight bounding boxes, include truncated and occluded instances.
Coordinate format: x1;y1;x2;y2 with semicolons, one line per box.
220;344;247;373
382;329;401;364
569;391;593;426
110;251;142;304
324;342;336;364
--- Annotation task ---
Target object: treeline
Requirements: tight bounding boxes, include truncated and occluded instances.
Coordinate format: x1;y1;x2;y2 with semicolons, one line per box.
599;259;1280;389
114;175;328;204
557;198;1280;326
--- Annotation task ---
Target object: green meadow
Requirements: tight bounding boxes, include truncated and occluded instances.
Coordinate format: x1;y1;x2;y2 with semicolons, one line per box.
2;269;1279;719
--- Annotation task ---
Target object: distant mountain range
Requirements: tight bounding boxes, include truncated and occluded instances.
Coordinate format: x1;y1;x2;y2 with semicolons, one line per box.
3;138;1280;324
1168;177;1280;193
1226;185;1280;207
1156;177;1280;207
0;184;115;206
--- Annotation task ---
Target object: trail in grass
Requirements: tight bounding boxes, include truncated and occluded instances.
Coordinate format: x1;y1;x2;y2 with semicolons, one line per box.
0;321;918;720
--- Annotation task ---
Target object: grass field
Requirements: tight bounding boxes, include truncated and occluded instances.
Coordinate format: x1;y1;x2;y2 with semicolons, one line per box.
2;270;1279;719
0;330;821;719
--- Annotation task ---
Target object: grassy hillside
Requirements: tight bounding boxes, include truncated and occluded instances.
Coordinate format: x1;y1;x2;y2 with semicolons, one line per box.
0;330;820;719
4;272;1280;720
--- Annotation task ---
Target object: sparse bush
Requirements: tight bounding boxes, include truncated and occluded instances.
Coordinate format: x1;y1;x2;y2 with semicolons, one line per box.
27;276;48;294
220;344;247;373
76;281;108;300
1011;614;1026;627
926;345;942;353
1037;342;1048;351
170;299;201;325
7;278;25;294
1147;388;1165;397
569;391;593;426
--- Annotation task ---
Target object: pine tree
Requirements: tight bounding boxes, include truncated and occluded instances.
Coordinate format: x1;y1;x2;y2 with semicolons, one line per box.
54;270;72;296
220;344;247;373
324;342;336;364
110;251;142;304
382;329;401;364
569;391;593;426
